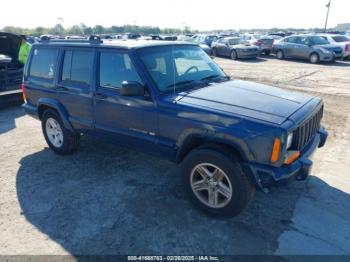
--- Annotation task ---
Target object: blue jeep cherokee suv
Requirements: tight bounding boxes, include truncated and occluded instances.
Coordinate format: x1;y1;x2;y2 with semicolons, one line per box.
22;37;328;217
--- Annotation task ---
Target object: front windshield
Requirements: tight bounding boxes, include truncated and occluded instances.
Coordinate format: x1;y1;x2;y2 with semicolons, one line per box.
138;45;227;93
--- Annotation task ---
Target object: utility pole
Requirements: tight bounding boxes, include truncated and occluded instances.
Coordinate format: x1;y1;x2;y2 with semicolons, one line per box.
324;0;332;33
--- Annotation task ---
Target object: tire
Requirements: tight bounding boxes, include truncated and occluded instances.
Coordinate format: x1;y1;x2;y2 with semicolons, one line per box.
276;50;284;59
230;50;238;60
212;48;217;57
181;148;255;217
41;109;80;155
309;53;320;64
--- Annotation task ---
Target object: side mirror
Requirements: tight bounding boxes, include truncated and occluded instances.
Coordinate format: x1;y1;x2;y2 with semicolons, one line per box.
120;81;145;96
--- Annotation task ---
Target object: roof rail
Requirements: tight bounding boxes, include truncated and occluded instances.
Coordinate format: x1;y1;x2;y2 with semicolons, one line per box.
39;35;102;44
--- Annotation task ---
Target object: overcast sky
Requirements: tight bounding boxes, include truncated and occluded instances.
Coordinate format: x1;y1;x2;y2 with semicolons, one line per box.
1;0;349;30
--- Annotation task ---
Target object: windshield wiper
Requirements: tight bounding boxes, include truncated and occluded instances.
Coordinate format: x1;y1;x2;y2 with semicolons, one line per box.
201;75;230;82
166;80;195;88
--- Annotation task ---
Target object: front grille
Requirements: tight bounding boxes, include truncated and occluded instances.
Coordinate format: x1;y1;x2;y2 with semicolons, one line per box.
292;105;323;150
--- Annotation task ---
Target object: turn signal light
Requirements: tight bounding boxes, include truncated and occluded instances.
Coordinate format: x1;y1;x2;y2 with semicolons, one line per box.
270;138;281;163
284;151;300;165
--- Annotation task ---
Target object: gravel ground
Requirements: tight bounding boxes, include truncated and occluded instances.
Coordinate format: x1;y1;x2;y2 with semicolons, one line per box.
0;56;349;257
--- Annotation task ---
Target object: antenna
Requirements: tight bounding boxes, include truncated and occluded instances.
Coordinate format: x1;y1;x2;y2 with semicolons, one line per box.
172;44;176;101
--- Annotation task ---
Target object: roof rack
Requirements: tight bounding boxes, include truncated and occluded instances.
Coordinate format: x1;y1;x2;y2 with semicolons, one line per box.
39;35;102;44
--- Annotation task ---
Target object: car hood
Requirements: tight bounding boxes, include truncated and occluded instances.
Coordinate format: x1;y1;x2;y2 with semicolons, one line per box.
177;80;314;124
0;32;21;60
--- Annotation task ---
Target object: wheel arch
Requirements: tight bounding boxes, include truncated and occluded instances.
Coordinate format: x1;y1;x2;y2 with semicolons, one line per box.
175;130;254;164
37;98;75;133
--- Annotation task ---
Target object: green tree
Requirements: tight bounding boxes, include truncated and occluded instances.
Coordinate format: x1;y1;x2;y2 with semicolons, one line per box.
49;24;64;35
93;25;104;34
68;25;83;35
2;26;23;34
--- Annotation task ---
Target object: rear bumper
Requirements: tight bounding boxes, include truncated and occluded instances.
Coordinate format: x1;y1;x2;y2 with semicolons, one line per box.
22;103;39;119
248;127;328;188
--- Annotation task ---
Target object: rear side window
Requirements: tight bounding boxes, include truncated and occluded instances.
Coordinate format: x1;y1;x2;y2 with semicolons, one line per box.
61;50;93;85
332;36;350;43
99;52;142;89
29;48;58;79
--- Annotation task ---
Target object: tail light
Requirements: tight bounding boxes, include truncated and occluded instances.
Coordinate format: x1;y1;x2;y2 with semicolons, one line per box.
345;44;349;52
21;81;26;102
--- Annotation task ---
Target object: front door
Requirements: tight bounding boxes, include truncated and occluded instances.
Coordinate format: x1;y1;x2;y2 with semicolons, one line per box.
93;49;158;150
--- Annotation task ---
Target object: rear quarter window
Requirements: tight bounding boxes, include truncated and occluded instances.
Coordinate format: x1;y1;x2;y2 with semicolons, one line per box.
29;48;59;79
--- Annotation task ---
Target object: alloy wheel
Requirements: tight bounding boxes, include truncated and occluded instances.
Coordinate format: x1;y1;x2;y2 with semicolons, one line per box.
45;118;64;148
190;163;233;208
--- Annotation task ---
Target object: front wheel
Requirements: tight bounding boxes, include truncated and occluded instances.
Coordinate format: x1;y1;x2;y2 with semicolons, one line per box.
42;109;80;155
181;148;255;217
310;53;320;64
230;50;238;60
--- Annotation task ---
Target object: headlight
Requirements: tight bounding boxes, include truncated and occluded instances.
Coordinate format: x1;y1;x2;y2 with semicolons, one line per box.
320;48;331;54
286;133;293;149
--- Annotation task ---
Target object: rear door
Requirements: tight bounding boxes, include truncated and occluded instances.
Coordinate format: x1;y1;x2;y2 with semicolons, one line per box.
282;37;297;57
218;39;230;56
55;48;94;130
93;49;158;149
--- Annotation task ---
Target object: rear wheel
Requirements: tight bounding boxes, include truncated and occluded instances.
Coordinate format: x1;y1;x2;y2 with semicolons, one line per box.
42;109;80;155
310;53;320;64
181;148;255;217
276;50;284;59
230;50;238;60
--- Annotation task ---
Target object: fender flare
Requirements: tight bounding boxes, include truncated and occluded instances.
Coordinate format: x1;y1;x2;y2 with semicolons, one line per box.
175;128;255;163
37;98;75;133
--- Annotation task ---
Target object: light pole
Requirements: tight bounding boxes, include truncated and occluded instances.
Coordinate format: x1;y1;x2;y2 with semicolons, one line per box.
324;0;332;32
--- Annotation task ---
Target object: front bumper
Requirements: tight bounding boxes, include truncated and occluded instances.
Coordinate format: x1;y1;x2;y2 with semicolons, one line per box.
320;52;343;61
248;127;328;188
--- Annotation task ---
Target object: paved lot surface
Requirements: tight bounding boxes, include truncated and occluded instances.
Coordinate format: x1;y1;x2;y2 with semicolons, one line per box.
0;56;349;256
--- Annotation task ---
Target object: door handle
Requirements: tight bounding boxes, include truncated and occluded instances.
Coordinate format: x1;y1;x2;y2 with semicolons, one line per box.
94;92;108;99
55;86;68;91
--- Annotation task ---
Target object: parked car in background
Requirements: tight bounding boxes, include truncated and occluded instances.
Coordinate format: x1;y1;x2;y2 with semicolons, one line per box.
211;37;259;59
121;33;141;40
178;35;211;55
193;34;218;47
0;32;23;92
22;38;328;217
241;34;274;55
160;35;177;41
273;35;343;64
317;34;350;60
0;32;24;107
